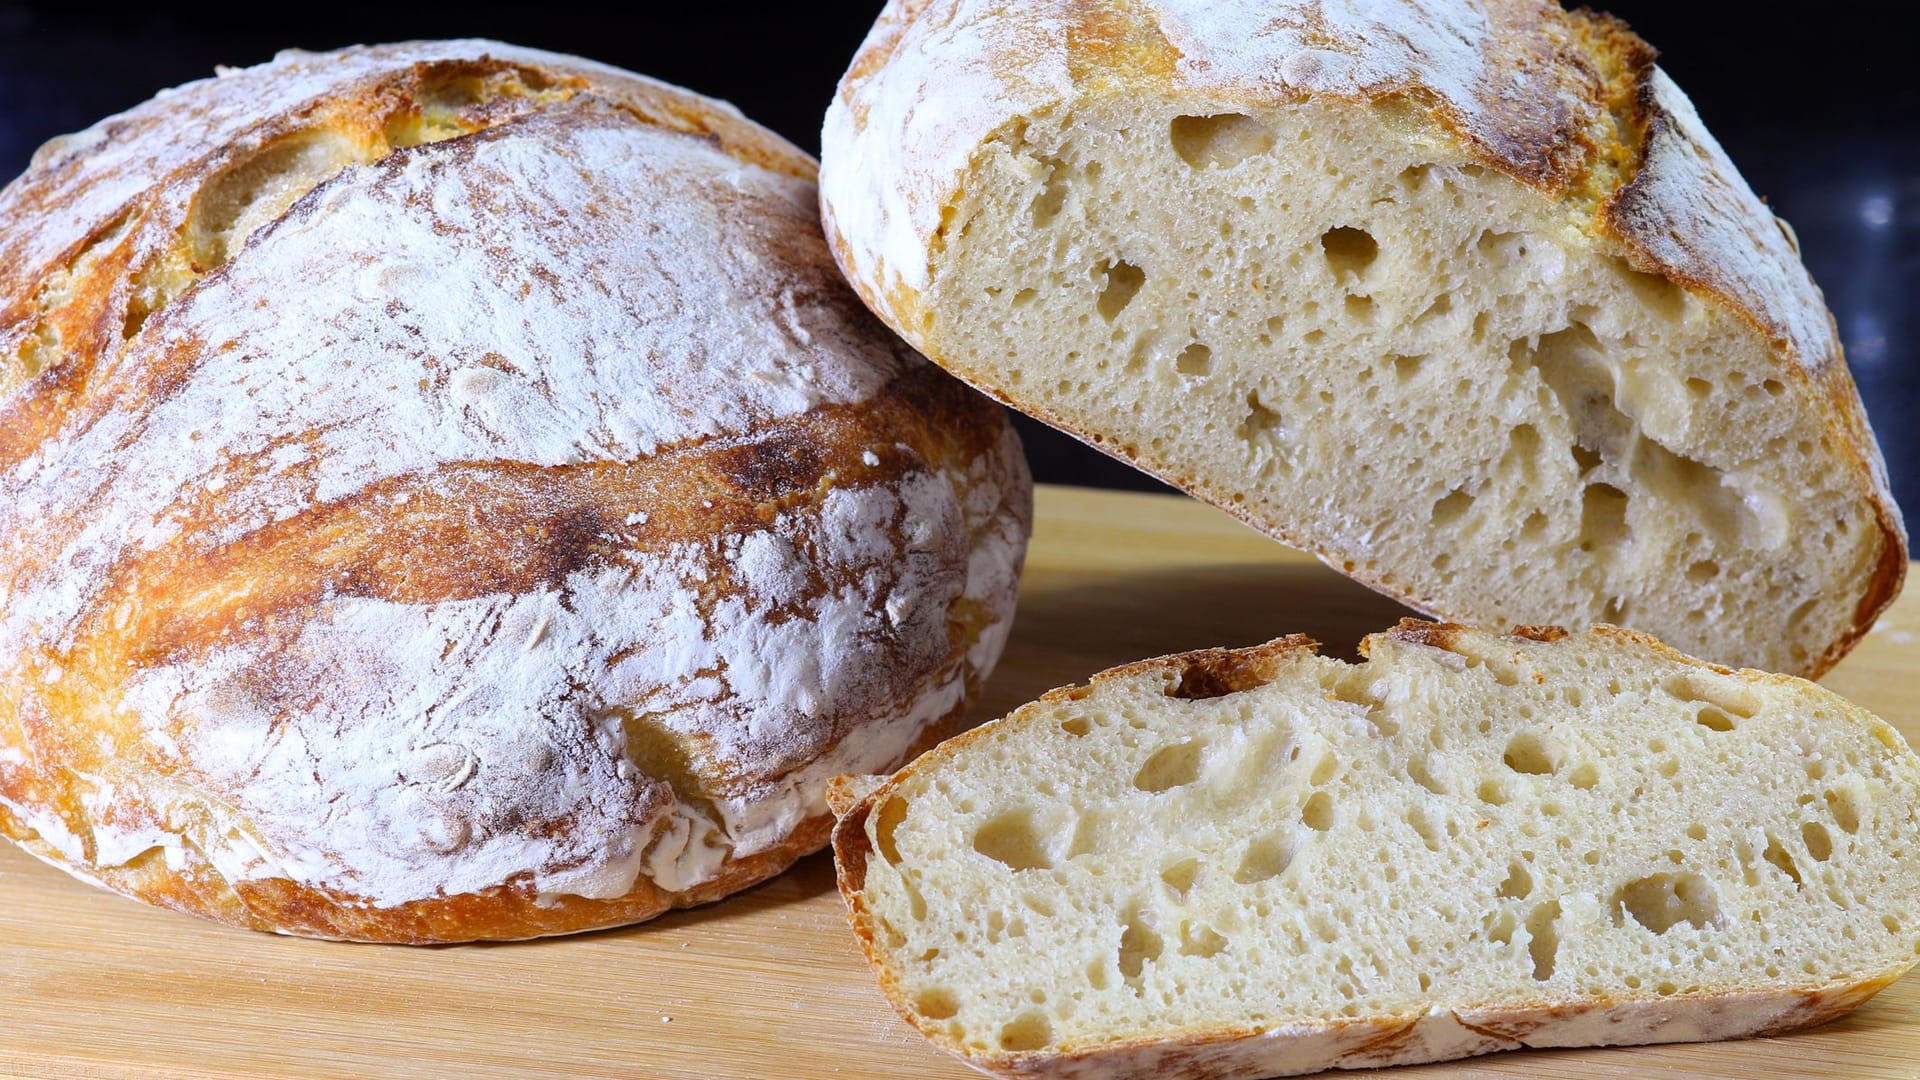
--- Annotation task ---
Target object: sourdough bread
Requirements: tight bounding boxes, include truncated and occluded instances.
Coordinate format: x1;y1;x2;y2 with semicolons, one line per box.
819;0;1906;677
0;41;1031;942
832;622;1920;1078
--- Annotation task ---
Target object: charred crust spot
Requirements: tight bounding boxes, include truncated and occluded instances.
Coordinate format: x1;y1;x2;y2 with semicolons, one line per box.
1167;637;1313;701
707;427;833;504
1384;618;1465;651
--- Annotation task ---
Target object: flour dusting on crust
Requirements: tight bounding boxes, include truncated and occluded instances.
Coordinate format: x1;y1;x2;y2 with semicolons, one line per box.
0;42;1032;940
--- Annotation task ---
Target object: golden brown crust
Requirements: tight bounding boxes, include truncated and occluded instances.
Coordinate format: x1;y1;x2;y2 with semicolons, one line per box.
0;42;1032;942
8;675;987;944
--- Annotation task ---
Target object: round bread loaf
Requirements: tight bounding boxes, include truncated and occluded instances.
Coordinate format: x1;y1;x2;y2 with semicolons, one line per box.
0;41;1031;942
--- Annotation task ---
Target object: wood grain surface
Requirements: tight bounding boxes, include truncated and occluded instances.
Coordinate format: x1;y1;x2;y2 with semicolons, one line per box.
3;484;1916;1080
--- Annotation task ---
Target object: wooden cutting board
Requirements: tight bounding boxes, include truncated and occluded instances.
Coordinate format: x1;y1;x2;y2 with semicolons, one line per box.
4;484;1916;1080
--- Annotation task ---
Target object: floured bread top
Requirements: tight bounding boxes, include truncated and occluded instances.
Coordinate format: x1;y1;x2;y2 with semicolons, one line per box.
0;42;1031;939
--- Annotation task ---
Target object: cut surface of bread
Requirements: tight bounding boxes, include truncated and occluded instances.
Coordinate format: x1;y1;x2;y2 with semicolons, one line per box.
820;0;1907;677
832;622;1920;1079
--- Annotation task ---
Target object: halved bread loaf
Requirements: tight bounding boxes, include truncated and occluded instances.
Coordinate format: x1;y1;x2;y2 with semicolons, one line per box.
831;622;1920;1078
820;0;1907;677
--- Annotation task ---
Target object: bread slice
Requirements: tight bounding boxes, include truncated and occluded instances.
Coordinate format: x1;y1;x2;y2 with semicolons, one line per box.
829;621;1920;1078
819;0;1907;677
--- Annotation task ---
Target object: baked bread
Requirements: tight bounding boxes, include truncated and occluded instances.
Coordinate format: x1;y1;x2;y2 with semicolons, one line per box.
819;0;1906;678
0;41;1032;942
830;621;1920;1078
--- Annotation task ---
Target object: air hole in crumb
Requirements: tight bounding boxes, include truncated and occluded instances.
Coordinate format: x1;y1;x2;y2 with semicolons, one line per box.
1485;910;1517;945
1430;489;1475;528
1236;391;1284;444
1086;959;1110;990
1686;560;1721;583
999;1012;1053;1051
1135;741;1204;793
1176;342;1213;377
1321;226;1379;278
1234;833;1295;884
874;797;909;866
1616;873;1723;933
1687;823;1708;841
1301;792;1335;831
973;809;1058;871
1827;788;1863;834
1695;706;1736;733
1507;422;1541;461
1578;484;1630;552
1503;732;1559;775
1476;230;1525;259
1528;902;1562;979
1061;715;1092;737
1118;908;1164;982
1763;833;1802;884
914;988;959;1020
1478;778;1511;806
1344;294;1375;320
1178;922;1230;958
1802;821;1834;862
1762;378;1786;396
1663;673;1758;719
1096;259;1145;321
1030;157;1071;227
1391;354;1425;382
1498;860;1534;900
1161;857;1201;895
1169;112;1276;169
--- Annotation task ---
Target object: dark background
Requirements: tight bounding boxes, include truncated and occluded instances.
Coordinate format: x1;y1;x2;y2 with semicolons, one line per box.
2;2;1914;517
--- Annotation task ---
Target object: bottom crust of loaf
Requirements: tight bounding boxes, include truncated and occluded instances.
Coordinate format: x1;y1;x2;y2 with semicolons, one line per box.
5;693;978;944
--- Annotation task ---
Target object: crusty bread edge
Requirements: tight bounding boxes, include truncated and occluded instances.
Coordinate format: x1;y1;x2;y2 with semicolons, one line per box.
827;620;1917;1078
